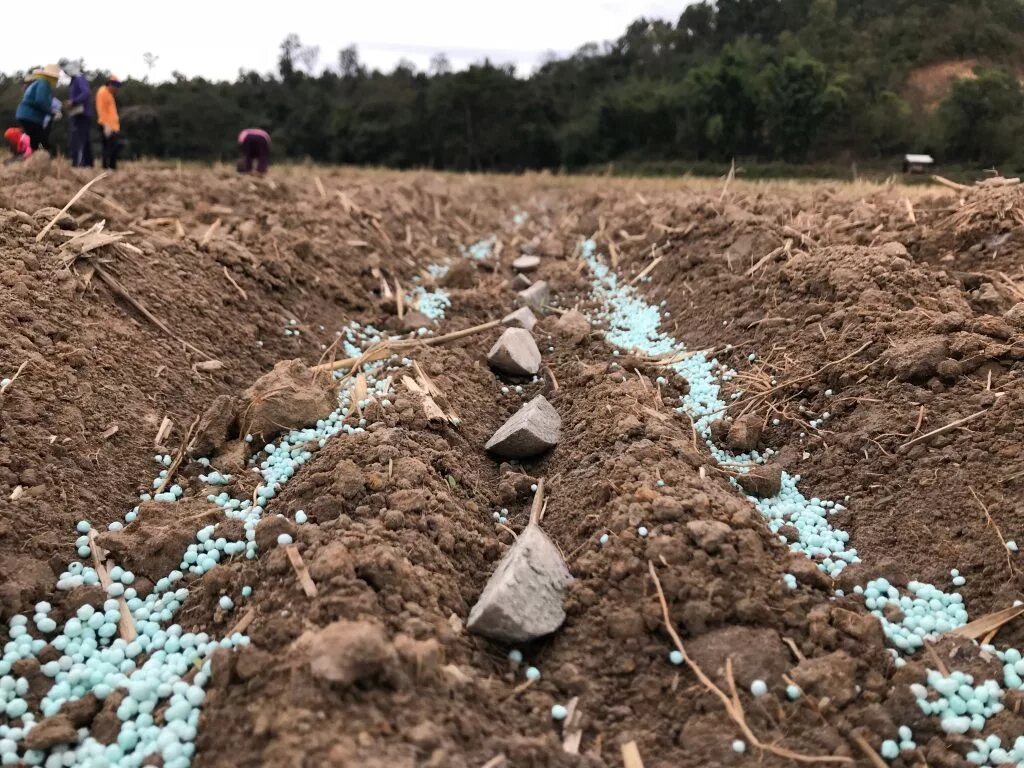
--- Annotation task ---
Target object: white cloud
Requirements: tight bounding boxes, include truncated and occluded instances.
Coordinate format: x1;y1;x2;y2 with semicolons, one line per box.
1;0;684;81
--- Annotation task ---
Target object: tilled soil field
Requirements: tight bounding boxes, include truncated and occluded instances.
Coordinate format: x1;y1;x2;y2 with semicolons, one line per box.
2;161;1024;768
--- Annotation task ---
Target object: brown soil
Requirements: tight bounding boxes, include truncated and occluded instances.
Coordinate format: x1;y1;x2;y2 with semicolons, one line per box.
2;163;1023;767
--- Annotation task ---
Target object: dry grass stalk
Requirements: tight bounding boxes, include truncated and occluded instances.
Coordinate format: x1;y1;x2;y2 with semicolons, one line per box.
0;361;28;397
621;741;645;768
931;175;969;192
200;218;220;247
314;176;326;198
154;416;173;448
222;267;248;300
560;696;582;754
311;318;503;374
480;756;507;768
648;561;853;764
402;375;447;426
36;172;111;241
87;530;138;642
411;360;460;425
904;198;917;225
157;416;201;495
731;340;872;412
850;733;888;768
745;243;788;277
968;486;1019;578
284;544;319;597
395;278;405;320
952;604;1024;641
630;254;663;285
900;408;990;450
93;265;215;360
529;478;546;525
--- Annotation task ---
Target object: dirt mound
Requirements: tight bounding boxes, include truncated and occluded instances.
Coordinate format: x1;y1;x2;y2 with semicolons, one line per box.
3;165;1024;767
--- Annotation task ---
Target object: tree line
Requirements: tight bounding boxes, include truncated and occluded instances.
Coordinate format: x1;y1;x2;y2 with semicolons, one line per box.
4;0;1024;171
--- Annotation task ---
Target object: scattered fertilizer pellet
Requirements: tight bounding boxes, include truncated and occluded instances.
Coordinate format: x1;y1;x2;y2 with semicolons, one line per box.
599;534;609;545
637;526;648;538
750;679;767;697
786;684;802;700
295;510;308;524
277;534;293;546
731;739;746;753
219;595;234;611
525;666;541;681
551;704;568;721
508;649;523;665
1008;541;1019;553
669;650;683;666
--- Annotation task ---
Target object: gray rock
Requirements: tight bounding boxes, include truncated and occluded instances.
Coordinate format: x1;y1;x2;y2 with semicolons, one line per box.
503;306;538;332
512;254;541;272
488;328;542;376
485;395;561;459
517;281;550;311
467;523;572;643
511;273;533;291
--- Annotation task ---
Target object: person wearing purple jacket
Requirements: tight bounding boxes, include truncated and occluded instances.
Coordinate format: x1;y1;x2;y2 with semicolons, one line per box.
65;63;94;167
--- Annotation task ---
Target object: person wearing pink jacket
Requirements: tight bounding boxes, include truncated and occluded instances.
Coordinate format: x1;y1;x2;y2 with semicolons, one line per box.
237;128;270;174
4;126;33;160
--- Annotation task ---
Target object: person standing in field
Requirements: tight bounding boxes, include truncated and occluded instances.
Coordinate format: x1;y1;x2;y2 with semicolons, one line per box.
66;64;95;167
96;76;122;170
15;64;61;152
237;128;270;175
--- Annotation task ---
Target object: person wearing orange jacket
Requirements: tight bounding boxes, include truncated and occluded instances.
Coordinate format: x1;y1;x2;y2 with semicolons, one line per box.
95;76;122;169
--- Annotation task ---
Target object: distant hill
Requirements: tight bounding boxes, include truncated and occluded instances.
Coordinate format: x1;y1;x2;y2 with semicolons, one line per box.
5;0;1024;170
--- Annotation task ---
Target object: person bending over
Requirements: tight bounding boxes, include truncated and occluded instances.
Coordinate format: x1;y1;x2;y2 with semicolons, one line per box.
237;128;270;175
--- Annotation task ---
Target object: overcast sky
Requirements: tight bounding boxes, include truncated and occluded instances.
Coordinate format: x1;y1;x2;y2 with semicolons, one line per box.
2;0;685;81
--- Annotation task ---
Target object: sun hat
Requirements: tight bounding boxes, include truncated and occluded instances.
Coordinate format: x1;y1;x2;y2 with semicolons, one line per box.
32;64;62;81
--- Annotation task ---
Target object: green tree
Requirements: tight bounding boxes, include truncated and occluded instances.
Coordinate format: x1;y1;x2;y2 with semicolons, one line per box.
762;53;833;161
938;68;1024;164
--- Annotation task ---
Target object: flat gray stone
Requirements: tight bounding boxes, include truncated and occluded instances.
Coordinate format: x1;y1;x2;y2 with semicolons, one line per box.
511;273;533;291
517;281;549;311
487;328;541;376
512;254;541;272
502;306;538;332
467;523;572;643
485;395;561;459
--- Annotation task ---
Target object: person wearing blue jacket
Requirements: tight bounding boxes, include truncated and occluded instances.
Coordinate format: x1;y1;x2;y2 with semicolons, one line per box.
15;64;60;152
65;63;94;166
